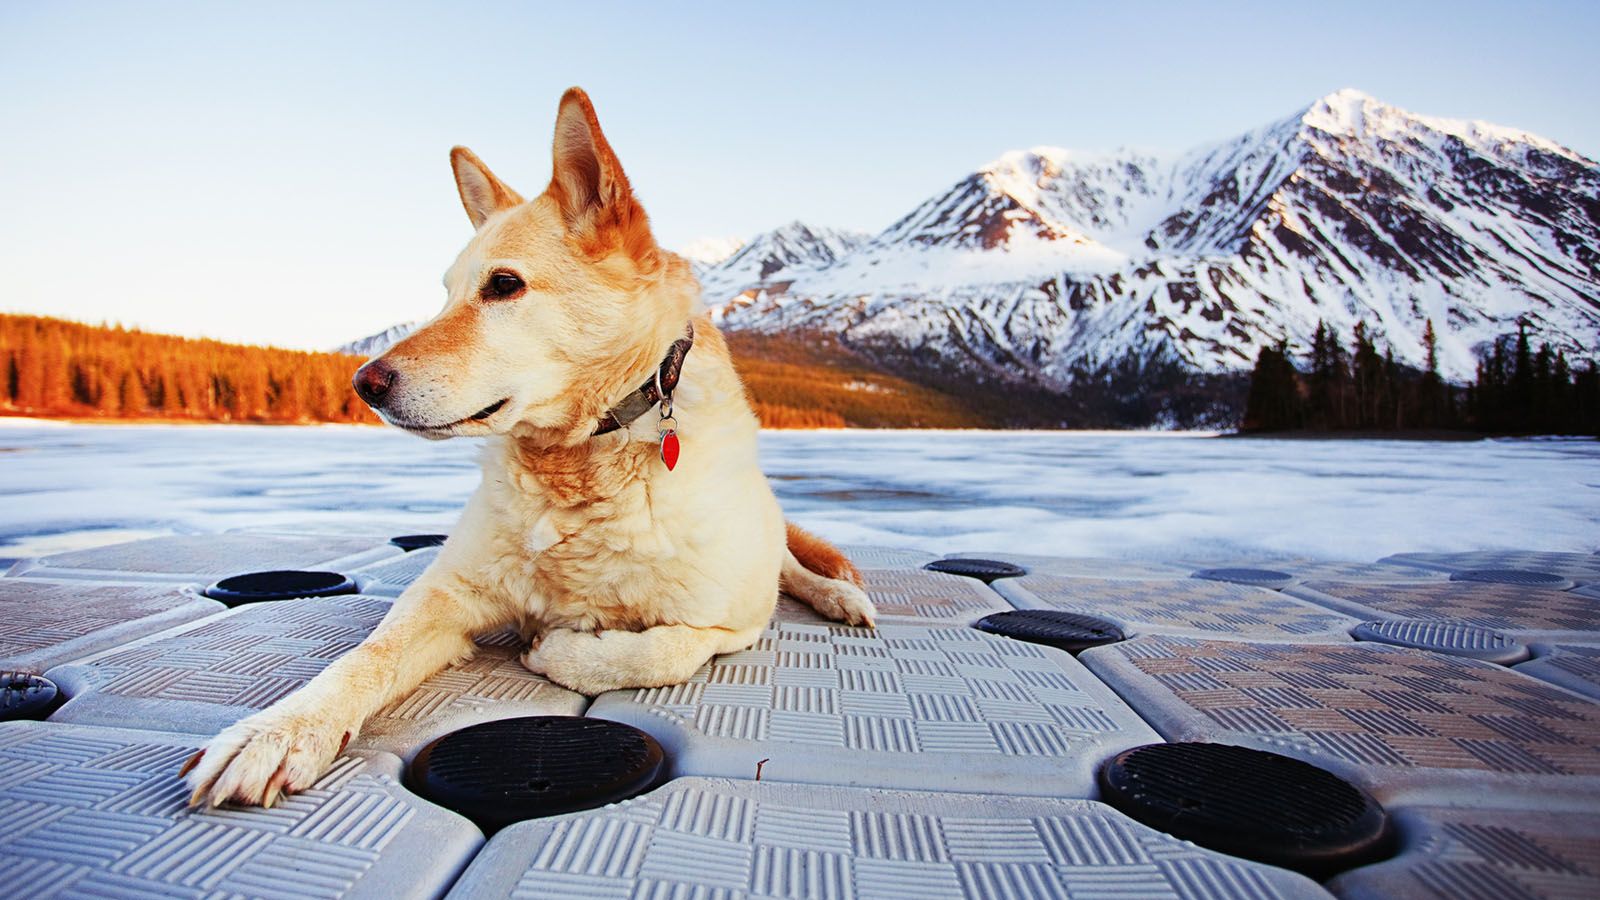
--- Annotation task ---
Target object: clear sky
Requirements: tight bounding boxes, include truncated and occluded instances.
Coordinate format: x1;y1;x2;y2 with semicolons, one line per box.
3;0;1596;351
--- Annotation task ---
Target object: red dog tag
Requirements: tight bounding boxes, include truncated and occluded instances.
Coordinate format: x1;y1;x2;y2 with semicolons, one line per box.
660;430;680;471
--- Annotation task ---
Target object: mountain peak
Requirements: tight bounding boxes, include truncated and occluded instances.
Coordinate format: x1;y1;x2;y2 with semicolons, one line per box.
1300;88;1391;137
676;236;745;267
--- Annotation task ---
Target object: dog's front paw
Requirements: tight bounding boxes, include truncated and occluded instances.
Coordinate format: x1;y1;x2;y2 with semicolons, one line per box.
809;581;877;627
181;706;351;808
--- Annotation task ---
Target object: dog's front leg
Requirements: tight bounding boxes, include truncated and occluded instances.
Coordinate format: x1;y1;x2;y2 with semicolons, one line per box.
183;582;485;807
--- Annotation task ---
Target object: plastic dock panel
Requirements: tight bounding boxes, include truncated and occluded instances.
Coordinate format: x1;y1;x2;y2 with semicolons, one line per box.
0;578;223;671
1080;635;1600;809
995;574;1358;642
586;621;1161;798
445;777;1333;900
0;720;482;900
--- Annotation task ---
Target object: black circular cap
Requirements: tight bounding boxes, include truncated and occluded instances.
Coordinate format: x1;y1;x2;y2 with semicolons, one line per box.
409;717;664;831
203;570;358;606
1099;743;1392;877
924;558;1027;582
1351;620;1528;665
1450;568;1572;589
1191;567;1296;589
2;672;61;721
974;610;1124;653
391;534;447;551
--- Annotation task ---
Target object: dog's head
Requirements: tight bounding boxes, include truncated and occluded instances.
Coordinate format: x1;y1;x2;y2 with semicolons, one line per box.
353;88;695;443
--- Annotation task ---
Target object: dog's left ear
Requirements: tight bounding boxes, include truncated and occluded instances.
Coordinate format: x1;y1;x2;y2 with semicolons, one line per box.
547;87;654;257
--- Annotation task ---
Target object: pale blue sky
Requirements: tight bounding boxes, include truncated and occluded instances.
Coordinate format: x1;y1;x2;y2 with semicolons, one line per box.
2;0;1596;350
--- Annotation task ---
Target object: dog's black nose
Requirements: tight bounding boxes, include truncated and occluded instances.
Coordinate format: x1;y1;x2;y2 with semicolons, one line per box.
353;360;397;408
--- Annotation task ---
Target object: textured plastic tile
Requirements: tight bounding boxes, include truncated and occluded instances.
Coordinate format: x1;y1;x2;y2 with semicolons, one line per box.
446;777;1332;900
995;574;1358;641
1288;581;1600;642
6;533;401;583
45;594;393;735
0;720;482;900
361;629;589;763
1379;551;1600;585
1326;806;1600;900
44;596;586;760
950;552;1193;580
842;545;939;570
350;547;440;597
0;578;224;671
1183;558;1450;585
858;567;1014;625
587;622;1162;797
1080;635;1600;809
1515;643;1600;701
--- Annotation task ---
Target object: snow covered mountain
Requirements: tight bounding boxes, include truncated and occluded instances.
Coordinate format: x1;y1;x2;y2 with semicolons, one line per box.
705;90;1600;388
337;321;419;357
695;222;872;306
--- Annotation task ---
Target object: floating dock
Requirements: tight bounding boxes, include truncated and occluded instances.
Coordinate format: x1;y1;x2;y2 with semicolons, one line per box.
3;532;1599;898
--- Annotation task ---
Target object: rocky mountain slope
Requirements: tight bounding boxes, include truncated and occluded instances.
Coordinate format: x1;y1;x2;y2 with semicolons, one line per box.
704;90;1598;392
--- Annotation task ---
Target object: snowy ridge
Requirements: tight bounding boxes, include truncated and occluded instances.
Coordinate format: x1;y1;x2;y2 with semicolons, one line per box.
703;90;1600;385
336;321;418;357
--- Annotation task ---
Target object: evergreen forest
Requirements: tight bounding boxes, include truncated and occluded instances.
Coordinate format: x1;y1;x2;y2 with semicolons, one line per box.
1241;319;1600;436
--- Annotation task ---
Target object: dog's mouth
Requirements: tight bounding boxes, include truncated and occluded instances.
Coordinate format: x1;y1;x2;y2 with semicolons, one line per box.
467;398;508;422
392;398;510;436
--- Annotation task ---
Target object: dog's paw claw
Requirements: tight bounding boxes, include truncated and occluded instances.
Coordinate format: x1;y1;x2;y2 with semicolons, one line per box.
177;749;205;778
184;709;344;808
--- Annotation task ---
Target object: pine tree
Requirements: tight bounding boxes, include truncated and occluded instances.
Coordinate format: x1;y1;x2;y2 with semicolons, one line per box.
1418;318;1443;427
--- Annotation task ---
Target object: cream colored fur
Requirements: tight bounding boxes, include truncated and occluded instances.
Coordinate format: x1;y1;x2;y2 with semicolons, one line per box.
183;88;874;808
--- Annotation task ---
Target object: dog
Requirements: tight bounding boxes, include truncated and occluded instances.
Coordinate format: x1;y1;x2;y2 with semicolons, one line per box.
182;87;876;808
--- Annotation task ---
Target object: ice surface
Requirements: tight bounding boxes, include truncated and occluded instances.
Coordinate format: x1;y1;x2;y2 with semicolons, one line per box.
0;421;1595;567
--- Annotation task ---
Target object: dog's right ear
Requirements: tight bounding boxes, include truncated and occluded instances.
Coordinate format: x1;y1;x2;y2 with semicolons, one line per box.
450;146;524;230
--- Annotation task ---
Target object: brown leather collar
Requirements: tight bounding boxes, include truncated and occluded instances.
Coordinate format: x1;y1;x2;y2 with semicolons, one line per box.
592;323;695;436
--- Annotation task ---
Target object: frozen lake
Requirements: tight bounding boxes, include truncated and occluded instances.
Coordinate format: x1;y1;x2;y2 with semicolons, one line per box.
0;420;1595;567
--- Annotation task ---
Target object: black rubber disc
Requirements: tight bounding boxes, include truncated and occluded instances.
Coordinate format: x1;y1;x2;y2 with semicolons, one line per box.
203;570;358;606
974;610;1124;653
1099;743;1392;877
2;672;61;721
1351;619;1528;665
1450;568;1573;590
1191;567;1296;589
391;534;447;551
409;717;664;831
924;558;1027;582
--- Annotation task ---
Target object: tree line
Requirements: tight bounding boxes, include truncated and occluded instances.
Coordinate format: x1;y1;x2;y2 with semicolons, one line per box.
1;314;380;424
1242;319;1600;435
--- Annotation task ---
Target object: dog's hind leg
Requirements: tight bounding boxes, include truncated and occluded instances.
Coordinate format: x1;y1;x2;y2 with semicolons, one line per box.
522;622;766;695
780;522;877;627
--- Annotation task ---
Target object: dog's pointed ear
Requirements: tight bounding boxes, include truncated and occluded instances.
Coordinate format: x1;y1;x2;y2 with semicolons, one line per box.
451;146;524;230
547;88;651;250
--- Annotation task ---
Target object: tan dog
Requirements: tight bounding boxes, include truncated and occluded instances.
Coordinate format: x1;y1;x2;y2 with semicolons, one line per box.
183;88;876;808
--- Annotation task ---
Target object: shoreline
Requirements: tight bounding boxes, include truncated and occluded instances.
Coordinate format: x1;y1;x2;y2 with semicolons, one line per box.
4;412;1594;441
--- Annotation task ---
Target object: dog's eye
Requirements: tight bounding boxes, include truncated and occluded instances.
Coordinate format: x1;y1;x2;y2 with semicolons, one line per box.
484;271;525;299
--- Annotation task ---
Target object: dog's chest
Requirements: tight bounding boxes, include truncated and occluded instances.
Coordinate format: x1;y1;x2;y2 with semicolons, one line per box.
489;476;688;626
